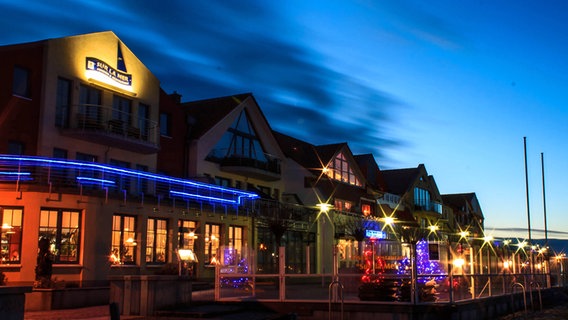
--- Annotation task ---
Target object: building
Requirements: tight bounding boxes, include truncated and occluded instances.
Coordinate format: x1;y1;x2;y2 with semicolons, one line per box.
0;31;489;290
0;31;258;285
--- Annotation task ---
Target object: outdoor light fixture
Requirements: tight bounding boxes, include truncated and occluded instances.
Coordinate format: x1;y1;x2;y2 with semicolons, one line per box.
316;203;333;213
453;258;465;268
383;217;395;226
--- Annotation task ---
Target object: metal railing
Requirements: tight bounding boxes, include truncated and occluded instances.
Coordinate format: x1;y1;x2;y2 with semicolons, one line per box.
59;104;159;150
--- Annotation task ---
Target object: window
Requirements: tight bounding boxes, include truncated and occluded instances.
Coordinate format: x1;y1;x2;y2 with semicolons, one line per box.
13;66;30;98
205;223;220;265
178;220;197;250
111;215;137;265
134;164;149;195
55;78;72;128
79;85;101;126
362;204;371;217
159;113;170;136
138;103;149;139
146;218;168;263
39;209;81;263
110;159;131;192
325;152;362;187
111;96;131;134
334;199;352;212
76;152;98;181
0;207;23;264
7;141;24;155
215;176;231;188
52;148;70;183
207;110;269;164
228;226;243;257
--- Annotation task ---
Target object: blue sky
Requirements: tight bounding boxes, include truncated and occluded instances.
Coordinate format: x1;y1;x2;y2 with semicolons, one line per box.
1;1;567;240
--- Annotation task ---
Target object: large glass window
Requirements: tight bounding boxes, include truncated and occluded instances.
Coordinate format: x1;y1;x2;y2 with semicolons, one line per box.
55;78;72;128
111;95;131;134
207;110;269;164
228;226;243;257
325;152;362;187
0;207;23;264
205;223;220;265
79;85;101;127
111;215;137;265
13;66;30;98
146;218;168;263
178;220;197;250
39;209;81;263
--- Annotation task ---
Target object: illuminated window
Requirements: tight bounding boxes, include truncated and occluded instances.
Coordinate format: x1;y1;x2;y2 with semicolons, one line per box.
228;226;243;256
0;207;22;264
205;223;220;265
39;209;81;263
334;199;352;212
362;204;372;216
55;78;72;128
13;66;30;98
178;220;197;250
325;152;362;187
111;215;137;265
146;218;168;263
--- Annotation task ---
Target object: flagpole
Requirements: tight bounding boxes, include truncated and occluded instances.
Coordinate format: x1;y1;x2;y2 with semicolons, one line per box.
541;152;548;247
524;137;532;244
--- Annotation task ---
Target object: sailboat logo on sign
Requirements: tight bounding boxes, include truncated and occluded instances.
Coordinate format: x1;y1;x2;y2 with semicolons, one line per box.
85;41;132;88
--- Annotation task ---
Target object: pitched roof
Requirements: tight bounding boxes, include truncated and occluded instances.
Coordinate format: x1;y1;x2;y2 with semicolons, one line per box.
273;130;325;173
381;166;422;195
442;192;484;219
354;153;386;191
181;93;253;139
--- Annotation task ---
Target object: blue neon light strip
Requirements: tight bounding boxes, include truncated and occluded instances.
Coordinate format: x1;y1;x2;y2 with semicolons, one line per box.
76;176;116;186
170;190;240;205
0;171;31;176
0;155;259;204
0;171;32;181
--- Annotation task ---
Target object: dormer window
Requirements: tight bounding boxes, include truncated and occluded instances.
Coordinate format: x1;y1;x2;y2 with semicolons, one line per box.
325;152;362;187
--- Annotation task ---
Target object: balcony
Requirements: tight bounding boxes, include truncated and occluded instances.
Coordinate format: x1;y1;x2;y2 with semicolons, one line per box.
0;155;258;209
218;155;281;181
58;104;159;154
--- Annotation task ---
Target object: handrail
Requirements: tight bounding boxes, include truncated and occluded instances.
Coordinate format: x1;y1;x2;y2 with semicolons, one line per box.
328;276;344;320
511;282;527;316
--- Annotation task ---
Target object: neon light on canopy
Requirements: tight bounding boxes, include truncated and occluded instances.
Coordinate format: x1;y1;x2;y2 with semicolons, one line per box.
0;155;259;205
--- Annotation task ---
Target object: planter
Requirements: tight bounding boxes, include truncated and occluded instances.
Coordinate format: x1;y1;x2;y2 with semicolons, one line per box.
25;286;109;311
109;275;193;317
0;286;33;320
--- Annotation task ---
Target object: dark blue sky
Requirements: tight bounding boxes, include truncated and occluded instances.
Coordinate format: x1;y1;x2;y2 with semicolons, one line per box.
2;0;568;239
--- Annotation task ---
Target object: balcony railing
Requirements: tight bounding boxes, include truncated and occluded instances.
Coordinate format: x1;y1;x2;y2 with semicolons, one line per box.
58;104;160;153
207;154;281;181
0;155;258;210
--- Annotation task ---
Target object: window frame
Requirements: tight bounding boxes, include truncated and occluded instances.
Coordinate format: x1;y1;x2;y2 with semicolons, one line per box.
39;208;81;264
13;65;31;98
0;207;23;265
111;214;137;265
146;217;168;264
